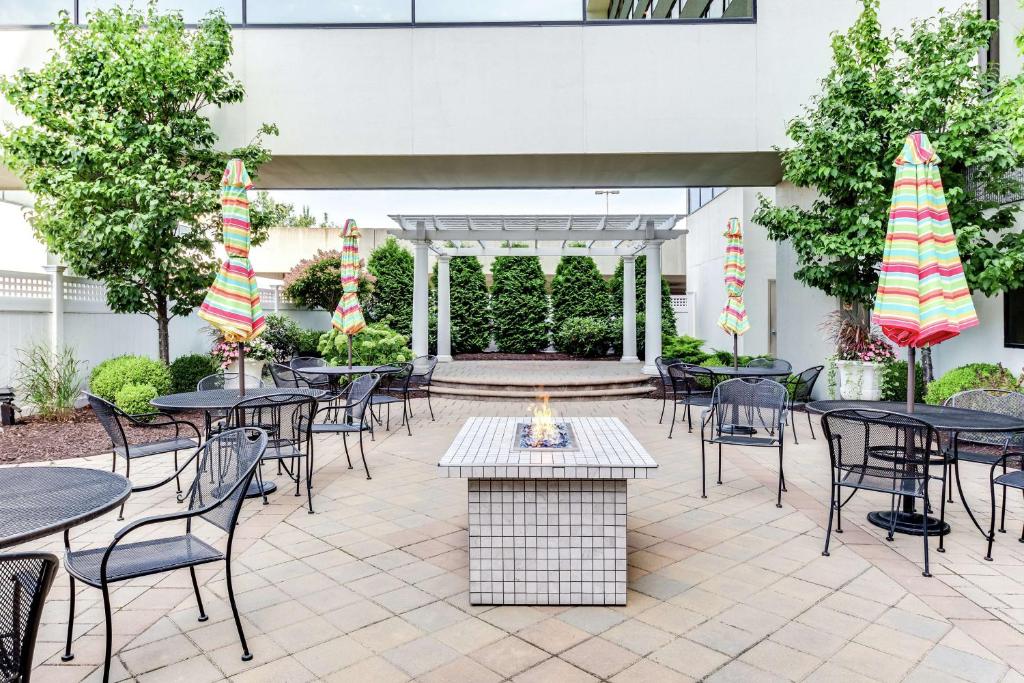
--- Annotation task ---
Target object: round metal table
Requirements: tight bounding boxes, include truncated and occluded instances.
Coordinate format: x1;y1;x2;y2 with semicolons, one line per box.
151;388;324;497
0;467;131;549
293;364;401;394
807;400;1024;537
707;366;792;379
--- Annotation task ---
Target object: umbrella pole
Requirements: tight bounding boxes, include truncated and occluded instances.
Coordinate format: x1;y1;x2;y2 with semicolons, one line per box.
906;347;915;413
347;335;353;368
733;333;739;370
237;341;246;397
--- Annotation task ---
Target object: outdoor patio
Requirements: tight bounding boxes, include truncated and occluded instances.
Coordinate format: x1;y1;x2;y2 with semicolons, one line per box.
18;395;1024;682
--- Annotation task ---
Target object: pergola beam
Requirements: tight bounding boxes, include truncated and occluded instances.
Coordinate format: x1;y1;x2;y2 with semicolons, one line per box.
436;246;645;257
387;229;683;242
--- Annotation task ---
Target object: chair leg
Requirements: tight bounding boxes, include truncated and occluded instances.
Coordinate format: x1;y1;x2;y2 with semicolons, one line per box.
937;474;948;554
717;443;723;486
776;445;783;508
306;447;315;514
921;493;932;577
101;582;113;683
359;429;371;480
118;457;131;521
427;386;435;421
686;402;694;434
386;402;391;431
659;392;666;424
174;450;181;494
699;438;707;499
294;457;301;497
836;490;844;533
342;433;353;469
61;576;76;661
999;461;1008;533
189;567;209;622
823;483;837;556
225;556;253;661
886;494;898;542
806;410;816;440
403;399;412;437
669;399;678;439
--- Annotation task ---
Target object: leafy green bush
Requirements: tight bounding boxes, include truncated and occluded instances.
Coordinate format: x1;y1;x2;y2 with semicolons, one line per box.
114;382;157;416
169;353;217;393
261;314;304;361
90;355;171;402
924;363;1022;405
491;255;550;353
15;343;83;420
609;255;676;337
296;328;325;357
550;256;610;335
366;238;414;337
283;250;374;312
879;360;926;403
554;317;612;358
662;335;711;364
318;323;415;367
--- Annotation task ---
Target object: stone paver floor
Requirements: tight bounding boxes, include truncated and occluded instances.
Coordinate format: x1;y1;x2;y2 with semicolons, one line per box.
11;396;1024;681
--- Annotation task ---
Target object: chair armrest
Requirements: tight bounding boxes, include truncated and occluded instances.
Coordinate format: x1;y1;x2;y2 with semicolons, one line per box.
124;412;202;442
130;446;202;500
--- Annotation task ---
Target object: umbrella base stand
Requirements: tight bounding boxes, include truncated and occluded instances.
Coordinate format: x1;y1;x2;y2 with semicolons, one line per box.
867;510;949;537
245;480;277;499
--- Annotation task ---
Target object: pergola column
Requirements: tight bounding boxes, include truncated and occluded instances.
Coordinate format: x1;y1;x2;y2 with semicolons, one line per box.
620;255;638;363
43;264;65;353
437;255;453;362
411;240;430;358
642;240;663;375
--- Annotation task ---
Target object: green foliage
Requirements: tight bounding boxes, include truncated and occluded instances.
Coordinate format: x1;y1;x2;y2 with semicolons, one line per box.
0;5;276;361
550;257;610;334
366;238;414;337
879;360;927;403
609;256;676;337
429;256;492;354
317;324;414;367
15;344;83;420
248;191;320;234
283;250;373;312
609;315;643;360
662;336;712;364
753;0;1023;307
89;355;171;403
924;363;1022;405
260;314;304;361
114;382;158;417
296;328;326;357
553;317;612;358
490;255;550;353
169;353;217;393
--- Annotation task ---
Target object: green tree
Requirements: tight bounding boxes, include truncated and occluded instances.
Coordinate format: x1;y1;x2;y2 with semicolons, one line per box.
365;237;414;336
609;256;676;337
490;255;550;353
0;6;275;362
753;0;1023;309
550;256;610;334
430;256;492;354
283;249;373;311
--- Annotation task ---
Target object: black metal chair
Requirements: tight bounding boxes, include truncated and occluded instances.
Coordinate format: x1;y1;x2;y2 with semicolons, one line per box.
196;372;264;437
62;428;268;683
655;356;680;424
85;392;201;516
820;409;942;576
667;363;715;438
787;366;824;444
229;393;318;512
302;373;380;479
0;552;58;683
747;357;793;373
269;362;305;389
945;389;1024;535
369;363;414;436
986;450;1024;561
407;355;438;421
700;378;788;506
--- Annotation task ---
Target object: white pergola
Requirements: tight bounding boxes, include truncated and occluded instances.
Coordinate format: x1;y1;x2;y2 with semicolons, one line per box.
388;214;686;374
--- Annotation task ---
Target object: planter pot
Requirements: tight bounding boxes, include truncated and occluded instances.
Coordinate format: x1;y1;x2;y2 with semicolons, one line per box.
227;359;266;382
836;360;882;401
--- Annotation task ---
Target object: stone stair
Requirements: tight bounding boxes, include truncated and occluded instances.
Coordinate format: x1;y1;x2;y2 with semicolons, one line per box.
431;373;655;402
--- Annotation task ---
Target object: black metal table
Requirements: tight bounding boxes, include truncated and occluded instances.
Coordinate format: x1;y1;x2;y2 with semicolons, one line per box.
151;388;324;497
0;467;131;549
294;364;400;394
708;366;792;379
807;400;1024;537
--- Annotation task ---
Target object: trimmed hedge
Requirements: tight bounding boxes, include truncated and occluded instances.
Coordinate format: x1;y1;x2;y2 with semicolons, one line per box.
366;237;414;336
879;361;926;403
490;254;550;353
925;363;1022;405
114;383;158;417
90;355;171;404
609;255;676;337
554;317;612;358
550;256;610;335
169;353;217;393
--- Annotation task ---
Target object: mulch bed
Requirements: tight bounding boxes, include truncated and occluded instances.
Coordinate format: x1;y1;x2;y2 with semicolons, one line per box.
0;408;206;465
454;352;619;362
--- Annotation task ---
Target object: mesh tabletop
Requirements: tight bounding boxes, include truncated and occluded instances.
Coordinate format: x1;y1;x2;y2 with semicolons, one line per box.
708;366;792;378
150;387;324;411
806;400;1024;433
0;467;131;549
293;365;399;376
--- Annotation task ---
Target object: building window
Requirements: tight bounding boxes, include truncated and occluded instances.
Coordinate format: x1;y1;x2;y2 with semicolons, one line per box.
79;0;242;24
246;0;410;24
0;0;74;25
417;0;581;23
591;0;753;21
1006;289;1024;348
687;186;727;214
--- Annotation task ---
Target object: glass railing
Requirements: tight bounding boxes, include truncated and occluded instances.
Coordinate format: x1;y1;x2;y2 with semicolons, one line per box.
0;0;755;26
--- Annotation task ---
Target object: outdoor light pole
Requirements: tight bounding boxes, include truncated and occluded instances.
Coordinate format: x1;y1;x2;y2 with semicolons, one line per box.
595;189;620;214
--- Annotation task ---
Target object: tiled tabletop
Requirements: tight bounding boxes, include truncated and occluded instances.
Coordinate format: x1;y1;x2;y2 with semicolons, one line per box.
438;417;658;479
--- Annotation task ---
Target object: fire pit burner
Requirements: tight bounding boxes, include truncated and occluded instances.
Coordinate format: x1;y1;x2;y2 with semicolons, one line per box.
513;422;578;451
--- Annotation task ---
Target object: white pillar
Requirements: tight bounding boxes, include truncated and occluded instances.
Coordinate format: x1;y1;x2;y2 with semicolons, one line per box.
411;240;430;357
43;264;65;353
620;255;638;363
642;241;663;375
272;284;282;313
437;255;453;362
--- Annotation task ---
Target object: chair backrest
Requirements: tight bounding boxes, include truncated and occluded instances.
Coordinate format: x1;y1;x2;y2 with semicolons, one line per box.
290;357;326;371
375;363;413;393
187;428;268;532
945;389;1024;447
345;373;380;424
84;392;128;452
710;378;788;434
821;409;938;483
0;552;58;683
198;372;262;391
747;357;792;372
410;355;438;381
790;366;824;403
655;357;680;386
269;363;304;389
229;392;318;448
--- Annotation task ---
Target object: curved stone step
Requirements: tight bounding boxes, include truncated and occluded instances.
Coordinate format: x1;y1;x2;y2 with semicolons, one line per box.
431;384;654;402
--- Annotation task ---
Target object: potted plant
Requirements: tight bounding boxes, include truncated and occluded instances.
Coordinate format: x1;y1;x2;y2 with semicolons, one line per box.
823;312;895;400
211;335;276;381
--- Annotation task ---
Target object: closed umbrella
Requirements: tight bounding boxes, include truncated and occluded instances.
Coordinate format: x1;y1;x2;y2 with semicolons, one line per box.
873;131;979;410
331;219;367;367
198;159;265;395
717;217;750;369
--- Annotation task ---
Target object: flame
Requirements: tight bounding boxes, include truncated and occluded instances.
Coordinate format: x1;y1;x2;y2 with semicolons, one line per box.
529;393;557;446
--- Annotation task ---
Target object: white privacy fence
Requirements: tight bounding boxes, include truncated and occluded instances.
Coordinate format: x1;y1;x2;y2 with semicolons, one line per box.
0;269;330;389
670;294;690;336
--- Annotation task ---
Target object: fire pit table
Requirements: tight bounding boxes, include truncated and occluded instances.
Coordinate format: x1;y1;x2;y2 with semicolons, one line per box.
438;416;657;606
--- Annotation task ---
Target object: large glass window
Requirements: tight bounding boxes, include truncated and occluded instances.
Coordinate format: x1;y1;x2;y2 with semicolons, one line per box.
0;0;73;25
246;0;411;24
416;0;581;23
1006;289;1024;348
79;1;242;24
593;0;753;21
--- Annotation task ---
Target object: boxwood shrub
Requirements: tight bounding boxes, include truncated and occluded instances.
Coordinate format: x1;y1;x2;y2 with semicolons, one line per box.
490;254;550;353
114;382;158;417
554;317;612;358
924;363;1022;405
90;355;171;403
169;353;217;393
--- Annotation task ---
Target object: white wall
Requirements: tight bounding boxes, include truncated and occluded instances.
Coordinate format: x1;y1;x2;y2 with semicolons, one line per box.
0;198;48;272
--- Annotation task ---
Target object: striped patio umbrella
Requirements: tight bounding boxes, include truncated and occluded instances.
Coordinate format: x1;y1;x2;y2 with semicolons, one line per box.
717;217;750;368
198;158;265;394
331;218;367;367
872;131;979;408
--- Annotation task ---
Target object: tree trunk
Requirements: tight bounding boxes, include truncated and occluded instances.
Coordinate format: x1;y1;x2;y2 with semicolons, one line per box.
922;346;934;385
156;296;170;364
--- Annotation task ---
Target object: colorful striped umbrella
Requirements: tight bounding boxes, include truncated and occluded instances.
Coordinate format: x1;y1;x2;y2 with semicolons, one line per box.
331;218;366;366
872;131;978;407
198;158;265;393
717;217;750;368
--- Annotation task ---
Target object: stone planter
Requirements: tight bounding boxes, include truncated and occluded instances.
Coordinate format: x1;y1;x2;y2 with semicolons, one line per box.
227;358;265;381
836;360;882;401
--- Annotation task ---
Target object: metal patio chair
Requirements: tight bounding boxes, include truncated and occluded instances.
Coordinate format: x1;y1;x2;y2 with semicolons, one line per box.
787;365;824;444
302;373;380;479
408;355;438;421
369;363;414;435
0;552;58;683
196;372;264;437
985;449;1024;561
747;357;793;373
269;362;305;389
667;362;716;438
61;428;268;683
654;356;680;424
